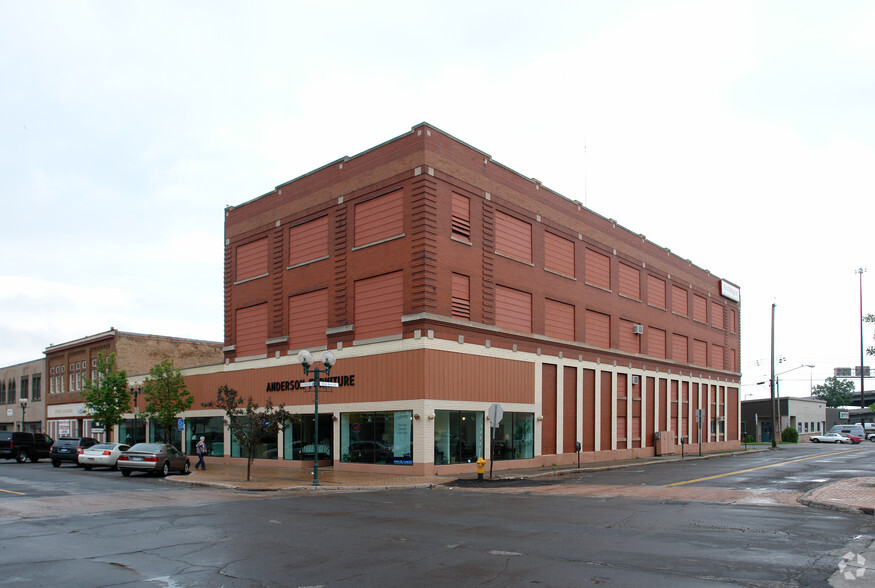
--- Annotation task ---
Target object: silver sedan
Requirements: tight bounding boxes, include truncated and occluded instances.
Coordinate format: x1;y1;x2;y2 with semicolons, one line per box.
78;442;130;470
117;443;191;477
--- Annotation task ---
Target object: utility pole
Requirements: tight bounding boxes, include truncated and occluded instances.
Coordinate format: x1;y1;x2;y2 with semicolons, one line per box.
770;303;777;449
857;268;867;420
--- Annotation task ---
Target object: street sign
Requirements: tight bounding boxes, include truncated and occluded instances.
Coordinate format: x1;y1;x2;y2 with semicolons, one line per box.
487;404;503;428
300;381;338;388
178;418;185;432
695;408;705;425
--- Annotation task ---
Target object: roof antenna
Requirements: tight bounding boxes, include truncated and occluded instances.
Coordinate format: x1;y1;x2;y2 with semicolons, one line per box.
584;136;588;208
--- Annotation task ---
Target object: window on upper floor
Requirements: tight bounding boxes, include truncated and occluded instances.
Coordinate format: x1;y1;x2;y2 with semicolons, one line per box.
32;374;41;401
495;211;532;264
672;285;688;317
235;303;268;358
354;271;404;340
451;193;471;242
545;299;574;341
647;275;666;309
584;309;610;348
692;339;707;366
289;289;328;351
354;190;404;248
236;238;269;283
648;327;667;358
289;216;329;268
618;263;640;300
544;232;574;278
451;273;471;320
672;333;689;363
584;248;610;290
495;285;532;333
711;301;725;330
692;294;707;324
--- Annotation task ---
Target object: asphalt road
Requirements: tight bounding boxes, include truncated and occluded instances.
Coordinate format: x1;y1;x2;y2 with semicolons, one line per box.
0;446;872;587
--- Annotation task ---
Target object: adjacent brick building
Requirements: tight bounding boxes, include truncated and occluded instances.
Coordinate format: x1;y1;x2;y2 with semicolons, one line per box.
181;123;742;475
44;328;222;440
0;359;46;432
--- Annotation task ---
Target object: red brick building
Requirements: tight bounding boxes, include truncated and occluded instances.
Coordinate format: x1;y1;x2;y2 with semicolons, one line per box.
44;329;222;440
182;123;741;475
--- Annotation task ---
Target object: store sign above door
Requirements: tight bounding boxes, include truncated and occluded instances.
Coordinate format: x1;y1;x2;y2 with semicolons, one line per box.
265;375;355;392
720;280;740;302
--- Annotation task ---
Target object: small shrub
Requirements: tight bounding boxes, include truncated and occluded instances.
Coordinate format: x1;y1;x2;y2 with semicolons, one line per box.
741;434;755;444
781;427;799;443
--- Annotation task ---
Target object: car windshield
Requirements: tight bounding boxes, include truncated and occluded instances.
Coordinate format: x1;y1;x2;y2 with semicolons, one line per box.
127;443;164;453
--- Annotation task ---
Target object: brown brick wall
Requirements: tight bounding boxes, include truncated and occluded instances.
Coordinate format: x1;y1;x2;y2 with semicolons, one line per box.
224;123;740;381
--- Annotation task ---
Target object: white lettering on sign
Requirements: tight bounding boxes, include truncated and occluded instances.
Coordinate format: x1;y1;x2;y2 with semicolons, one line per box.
720;280;740;302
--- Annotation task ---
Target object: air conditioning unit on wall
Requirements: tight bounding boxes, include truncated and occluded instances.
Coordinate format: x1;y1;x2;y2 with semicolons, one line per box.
632;324;644;335
631;375;640;385
717;416;726;422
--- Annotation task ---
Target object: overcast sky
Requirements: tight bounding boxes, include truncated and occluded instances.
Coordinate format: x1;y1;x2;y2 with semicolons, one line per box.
2;1;874;399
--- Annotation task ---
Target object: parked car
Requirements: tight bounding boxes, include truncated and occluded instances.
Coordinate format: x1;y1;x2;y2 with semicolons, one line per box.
845;434;863;444
50;437;99;467
809;432;850;444
0;431;53;463
117;443;190;477
78;443;130;470
347;440;393;463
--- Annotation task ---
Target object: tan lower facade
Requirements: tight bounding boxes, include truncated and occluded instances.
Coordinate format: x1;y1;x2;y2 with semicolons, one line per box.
157;335;740;476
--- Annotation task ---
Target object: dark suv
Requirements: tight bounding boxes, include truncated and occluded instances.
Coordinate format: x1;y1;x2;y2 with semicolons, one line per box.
0;431;54;463
50;437;99;467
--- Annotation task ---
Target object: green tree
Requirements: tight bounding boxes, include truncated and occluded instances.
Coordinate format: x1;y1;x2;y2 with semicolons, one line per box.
866;313;875;357
202;386;290;481
141;359;192;450
82;352;130;440
811;376;856;408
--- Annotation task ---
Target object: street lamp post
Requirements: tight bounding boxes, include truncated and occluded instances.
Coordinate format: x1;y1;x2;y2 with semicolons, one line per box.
19;398;28;432
129;384;141;445
298;349;337;486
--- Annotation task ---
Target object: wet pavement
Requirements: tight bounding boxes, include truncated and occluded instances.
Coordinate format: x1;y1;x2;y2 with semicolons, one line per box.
170;450;875;516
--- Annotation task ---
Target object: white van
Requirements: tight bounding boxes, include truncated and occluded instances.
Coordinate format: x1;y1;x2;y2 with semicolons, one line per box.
828;424;865;440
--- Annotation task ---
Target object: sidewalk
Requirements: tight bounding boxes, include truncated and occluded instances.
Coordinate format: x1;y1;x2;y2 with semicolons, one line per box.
168;452;875;515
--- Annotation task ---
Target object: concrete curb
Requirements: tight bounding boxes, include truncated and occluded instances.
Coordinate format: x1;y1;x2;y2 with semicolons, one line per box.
796;494;873;516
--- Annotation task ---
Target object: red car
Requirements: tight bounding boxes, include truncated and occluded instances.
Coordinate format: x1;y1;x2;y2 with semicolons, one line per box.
845;434;863;444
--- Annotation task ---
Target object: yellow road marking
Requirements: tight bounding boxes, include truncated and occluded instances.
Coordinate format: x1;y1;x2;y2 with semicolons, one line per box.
666;447;866;487
0;488;26;495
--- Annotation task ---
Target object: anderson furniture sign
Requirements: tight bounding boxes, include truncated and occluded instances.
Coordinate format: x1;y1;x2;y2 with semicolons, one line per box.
265;374;355;392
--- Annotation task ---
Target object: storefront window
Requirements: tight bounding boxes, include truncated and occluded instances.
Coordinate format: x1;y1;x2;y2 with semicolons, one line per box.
283;414;333;460
149;420;181;448
341;411;413;465
492;412;534;460
434;410;484;465
186;416;224;456
229;426;278;459
120;419;147;445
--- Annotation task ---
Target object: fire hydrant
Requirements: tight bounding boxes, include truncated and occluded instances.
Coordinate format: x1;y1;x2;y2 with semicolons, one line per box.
476;457;486;481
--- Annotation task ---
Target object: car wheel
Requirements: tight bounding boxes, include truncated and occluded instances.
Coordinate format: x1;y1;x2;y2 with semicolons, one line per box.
83;465;92;471
161;462;170;477
182;461;191;475
121;469;131;477
812;438;820;443
15;450;27;463
51;459;61;467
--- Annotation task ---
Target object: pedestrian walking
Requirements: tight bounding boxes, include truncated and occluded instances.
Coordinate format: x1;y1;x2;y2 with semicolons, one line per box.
195;436;207;470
